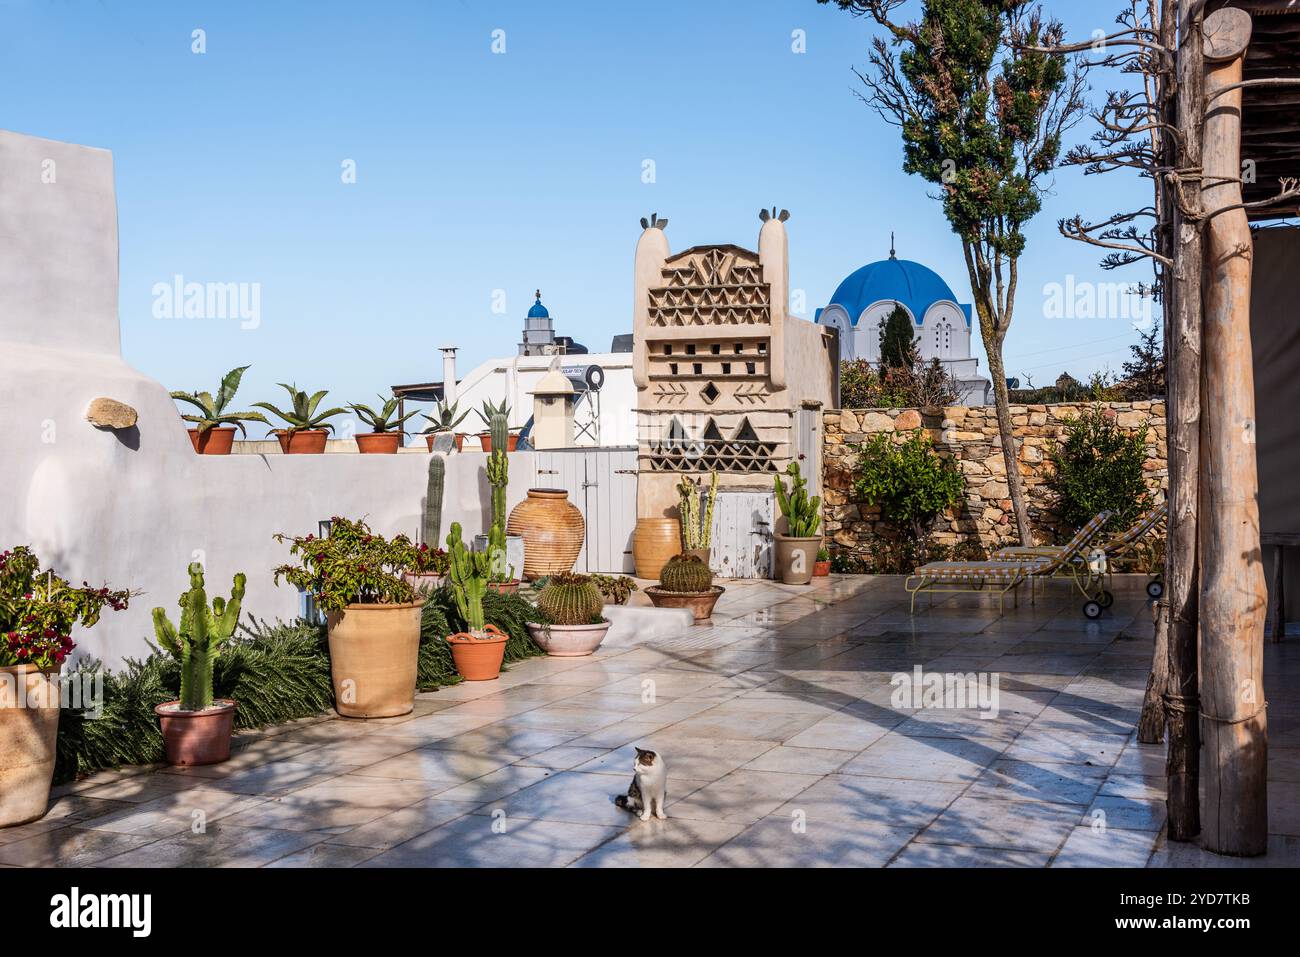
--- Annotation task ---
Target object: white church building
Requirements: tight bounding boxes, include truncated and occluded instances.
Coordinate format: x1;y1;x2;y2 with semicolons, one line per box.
815;246;991;406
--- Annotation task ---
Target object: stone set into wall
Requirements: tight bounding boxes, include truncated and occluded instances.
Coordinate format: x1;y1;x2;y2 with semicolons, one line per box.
822;402;1168;561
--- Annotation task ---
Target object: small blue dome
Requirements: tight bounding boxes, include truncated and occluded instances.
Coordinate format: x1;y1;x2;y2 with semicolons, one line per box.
827;258;966;326
528;290;549;319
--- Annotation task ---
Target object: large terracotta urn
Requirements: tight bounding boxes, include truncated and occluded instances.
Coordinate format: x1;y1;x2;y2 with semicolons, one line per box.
633;518;681;580
326;601;423;718
507;489;585;580
0;664;61;828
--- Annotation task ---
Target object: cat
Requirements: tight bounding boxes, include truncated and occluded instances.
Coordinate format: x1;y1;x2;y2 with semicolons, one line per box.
614;747;667;821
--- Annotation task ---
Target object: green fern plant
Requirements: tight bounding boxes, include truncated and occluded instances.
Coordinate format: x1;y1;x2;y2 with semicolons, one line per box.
253;383;348;434
170;365;269;436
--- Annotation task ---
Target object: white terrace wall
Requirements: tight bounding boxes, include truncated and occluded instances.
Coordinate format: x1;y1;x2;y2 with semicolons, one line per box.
0;130;535;668
823;401;1168;563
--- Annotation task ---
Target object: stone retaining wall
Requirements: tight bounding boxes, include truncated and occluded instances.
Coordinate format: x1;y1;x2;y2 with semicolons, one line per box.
822;402;1167;564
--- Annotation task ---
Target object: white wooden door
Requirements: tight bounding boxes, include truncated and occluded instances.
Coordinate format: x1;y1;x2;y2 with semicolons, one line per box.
534;448;638;573
712;490;774;579
795;406;823;497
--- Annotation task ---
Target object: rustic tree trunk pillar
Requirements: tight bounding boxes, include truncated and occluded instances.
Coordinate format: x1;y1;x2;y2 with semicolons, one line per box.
1199;6;1269;857
1163;0;1204;842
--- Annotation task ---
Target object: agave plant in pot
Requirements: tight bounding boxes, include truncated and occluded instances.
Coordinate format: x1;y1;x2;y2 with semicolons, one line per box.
526;574;611;657
645;554;725;622
171;365;269;454
445;522;508;680
274;517;423;717
151;563;245;766
349;394;421;454
475;398;518;452
421;398;471;452
774;461;823;585
254;382;348;454
1;547;131;828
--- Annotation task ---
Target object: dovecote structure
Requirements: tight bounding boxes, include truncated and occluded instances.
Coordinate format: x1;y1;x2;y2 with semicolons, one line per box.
632;210;837;518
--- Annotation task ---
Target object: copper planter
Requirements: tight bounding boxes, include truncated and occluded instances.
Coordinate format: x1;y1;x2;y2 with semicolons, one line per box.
155;699;237;767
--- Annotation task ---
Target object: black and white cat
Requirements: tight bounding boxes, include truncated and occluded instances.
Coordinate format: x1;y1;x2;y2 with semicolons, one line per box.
614;747;667;821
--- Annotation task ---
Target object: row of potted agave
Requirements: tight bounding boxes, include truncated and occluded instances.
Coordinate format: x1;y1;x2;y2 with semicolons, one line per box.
172;365;521;455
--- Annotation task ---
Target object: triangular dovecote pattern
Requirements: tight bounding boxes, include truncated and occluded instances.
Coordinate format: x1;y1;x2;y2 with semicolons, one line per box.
648;246;771;327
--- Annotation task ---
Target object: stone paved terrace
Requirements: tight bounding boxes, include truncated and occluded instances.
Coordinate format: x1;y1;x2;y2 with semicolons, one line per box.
3;575;1297;868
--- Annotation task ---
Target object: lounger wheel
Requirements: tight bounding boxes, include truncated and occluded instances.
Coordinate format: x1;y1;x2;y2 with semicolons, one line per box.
1099;590;1114;608
1083;599;1103;620
1146;579;1164;599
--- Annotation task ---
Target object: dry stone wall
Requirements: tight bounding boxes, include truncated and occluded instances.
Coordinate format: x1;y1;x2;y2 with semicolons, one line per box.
822;402;1167;563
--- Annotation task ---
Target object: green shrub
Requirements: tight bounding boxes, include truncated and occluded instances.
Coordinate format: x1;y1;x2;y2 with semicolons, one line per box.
1045;404;1152;536
851;429;963;566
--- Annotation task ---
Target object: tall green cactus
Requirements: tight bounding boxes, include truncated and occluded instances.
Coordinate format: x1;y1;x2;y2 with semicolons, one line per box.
152;563;245;712
486;411;512;580
774;462;822;538
424;455;445;547
447;521;491;633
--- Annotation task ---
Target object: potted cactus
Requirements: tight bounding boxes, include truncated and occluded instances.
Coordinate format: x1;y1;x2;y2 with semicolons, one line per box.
349;394;421;454
1;547;131;827
254;382;348;454
774;461;823;585
274;517;423;717
407;456;448;593
472;412;523;591
526;573;611;657
421;398;471;452
445;522;508;680
644;554;725;622
678;471;718;565
814;547;832;577
151;563;245;766
170;365;269;454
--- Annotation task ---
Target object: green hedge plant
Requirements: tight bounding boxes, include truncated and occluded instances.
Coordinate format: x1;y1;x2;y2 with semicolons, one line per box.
1045;404;1152;536
852;429;963;566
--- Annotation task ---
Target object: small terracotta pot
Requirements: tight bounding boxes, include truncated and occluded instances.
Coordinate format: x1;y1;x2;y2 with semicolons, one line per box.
155;700;237;766
447;624;508;680
356;432;401;454
453;433;467;452
633;518;681;580
526;620;611;657
645;585;725;622
189;426;236;455
507;489;585;579
813;560;831;577
775;535;822;585
276;429;329;454
0;664;61;828
486;580;521;595
327;601;423;717
477;432;519;452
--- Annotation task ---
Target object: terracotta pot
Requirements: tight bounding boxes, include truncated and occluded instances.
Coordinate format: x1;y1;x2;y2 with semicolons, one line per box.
507;489;585;579
447;624;508;680
645;585;725;622
477;432;520;452
189;426;236;455
154;699;237;766
355;432;401;454
633;518;681;580
526;620;611;657
813;560;831;577
0;664;60;828
454;433;467;452
276;429;329;454
326;601;423;718
486;580;521;595
404;572;445;595
775;535;822;585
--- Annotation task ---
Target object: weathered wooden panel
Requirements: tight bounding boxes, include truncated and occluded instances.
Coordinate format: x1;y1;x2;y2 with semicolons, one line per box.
712;490;774;579
535;447;637;573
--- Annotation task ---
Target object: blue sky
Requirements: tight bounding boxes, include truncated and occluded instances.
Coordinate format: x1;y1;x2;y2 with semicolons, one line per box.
1;0;1155;424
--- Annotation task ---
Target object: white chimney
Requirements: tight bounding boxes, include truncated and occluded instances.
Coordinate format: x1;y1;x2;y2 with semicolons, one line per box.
440;345;458;404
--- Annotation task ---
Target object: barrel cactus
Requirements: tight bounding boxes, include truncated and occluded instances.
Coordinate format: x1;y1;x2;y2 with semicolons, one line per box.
152;563;245;712
659;554;713;593
536;573;605;626
424;455;445;547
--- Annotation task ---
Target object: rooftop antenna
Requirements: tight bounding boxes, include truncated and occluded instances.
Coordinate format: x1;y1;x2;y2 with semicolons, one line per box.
889;231;896;259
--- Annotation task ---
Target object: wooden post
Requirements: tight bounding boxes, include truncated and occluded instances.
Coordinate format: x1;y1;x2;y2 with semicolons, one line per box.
1199;6;1269;856
1163;0;1204;843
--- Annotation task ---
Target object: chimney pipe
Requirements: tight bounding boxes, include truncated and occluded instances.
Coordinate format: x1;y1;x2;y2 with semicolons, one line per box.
440;346;458;404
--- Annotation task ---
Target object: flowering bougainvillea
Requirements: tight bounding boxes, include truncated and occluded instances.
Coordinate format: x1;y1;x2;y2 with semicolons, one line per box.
0;546;133;670
408;543;450;576
273;516;418;613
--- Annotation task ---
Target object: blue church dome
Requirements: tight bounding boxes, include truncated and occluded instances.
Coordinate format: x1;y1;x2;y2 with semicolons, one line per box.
527;290;549;319
828;257;967;327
